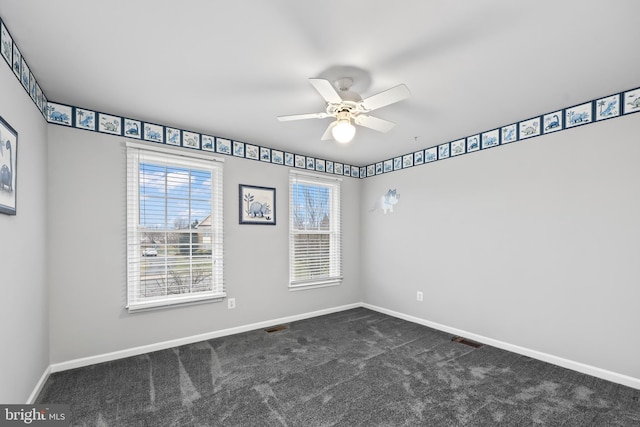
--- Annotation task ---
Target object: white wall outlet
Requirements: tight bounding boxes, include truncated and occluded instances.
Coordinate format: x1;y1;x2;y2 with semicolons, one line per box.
416;291;423;302
228;298;236;309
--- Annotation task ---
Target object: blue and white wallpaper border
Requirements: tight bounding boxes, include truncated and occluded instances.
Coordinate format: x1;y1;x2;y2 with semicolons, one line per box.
45;86;640;181
45;99;363;179
2;15;639;180
1;18;48;119
365;87;640;178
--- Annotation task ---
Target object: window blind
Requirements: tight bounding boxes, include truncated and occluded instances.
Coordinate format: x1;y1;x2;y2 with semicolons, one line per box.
126;143;224;311
289;170;342;289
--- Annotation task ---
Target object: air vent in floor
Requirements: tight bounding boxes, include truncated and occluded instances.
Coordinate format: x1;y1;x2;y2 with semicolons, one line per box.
265;325;288;333
452;336;483;348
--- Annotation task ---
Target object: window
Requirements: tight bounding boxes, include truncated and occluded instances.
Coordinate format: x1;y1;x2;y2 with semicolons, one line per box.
289;171;342;289
126;142;224;311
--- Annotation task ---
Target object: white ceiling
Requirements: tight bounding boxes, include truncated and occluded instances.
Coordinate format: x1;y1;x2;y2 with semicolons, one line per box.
1;0;639;165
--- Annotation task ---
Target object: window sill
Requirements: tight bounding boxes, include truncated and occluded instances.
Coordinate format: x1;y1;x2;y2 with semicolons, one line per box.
289;279;342;291
127;293;226;313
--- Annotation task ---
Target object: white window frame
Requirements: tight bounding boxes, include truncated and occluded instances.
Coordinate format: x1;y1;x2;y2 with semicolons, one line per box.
289;170;342;290
126;142;224;311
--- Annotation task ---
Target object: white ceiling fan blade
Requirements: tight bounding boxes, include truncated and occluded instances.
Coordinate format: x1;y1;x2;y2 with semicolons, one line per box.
277;112;328;121
321;121;337;140
354;114;396;133
309;78;343;104
360;84;410;111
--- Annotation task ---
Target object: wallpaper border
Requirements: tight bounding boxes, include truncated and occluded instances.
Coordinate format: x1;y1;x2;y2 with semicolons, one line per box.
2;15;639;180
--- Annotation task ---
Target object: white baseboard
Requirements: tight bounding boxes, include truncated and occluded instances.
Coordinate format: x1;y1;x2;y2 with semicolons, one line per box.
49;303;361;373
363;303;640;391
27;365;51;404
38;301;639;398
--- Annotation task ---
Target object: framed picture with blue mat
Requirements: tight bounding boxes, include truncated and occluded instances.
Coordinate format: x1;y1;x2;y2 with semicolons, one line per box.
0;115;18;215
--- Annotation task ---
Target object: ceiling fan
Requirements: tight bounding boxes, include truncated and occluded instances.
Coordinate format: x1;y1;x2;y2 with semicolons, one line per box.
277;77;410;143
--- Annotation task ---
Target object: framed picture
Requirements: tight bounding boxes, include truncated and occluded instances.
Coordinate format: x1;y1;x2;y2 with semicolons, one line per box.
239;184;276;225
0;116;18;215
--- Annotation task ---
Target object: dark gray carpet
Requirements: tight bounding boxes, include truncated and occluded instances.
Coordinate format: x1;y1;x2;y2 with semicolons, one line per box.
37;308;640;426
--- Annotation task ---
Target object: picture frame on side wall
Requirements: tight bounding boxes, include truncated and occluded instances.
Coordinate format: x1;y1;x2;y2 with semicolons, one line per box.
239;184;276;225
0;116;18;215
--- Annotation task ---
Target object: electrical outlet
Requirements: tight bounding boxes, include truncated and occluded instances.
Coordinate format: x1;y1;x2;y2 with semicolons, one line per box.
228;298;236;309
416;291;423;302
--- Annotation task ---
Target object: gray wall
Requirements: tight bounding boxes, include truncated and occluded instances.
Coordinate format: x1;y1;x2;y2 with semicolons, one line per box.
0;64;49;402
47;125;362;364
361;113;640;379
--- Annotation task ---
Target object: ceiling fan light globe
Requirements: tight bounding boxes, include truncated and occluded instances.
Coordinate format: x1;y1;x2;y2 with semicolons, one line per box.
332;120;356;143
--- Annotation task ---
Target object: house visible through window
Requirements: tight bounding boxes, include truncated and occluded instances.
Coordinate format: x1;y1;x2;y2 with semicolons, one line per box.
289;171;342;289
126;143;224;311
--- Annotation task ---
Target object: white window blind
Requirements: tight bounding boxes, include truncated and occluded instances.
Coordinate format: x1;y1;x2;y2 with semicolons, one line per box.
289;171;342;289
126;143;224;311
